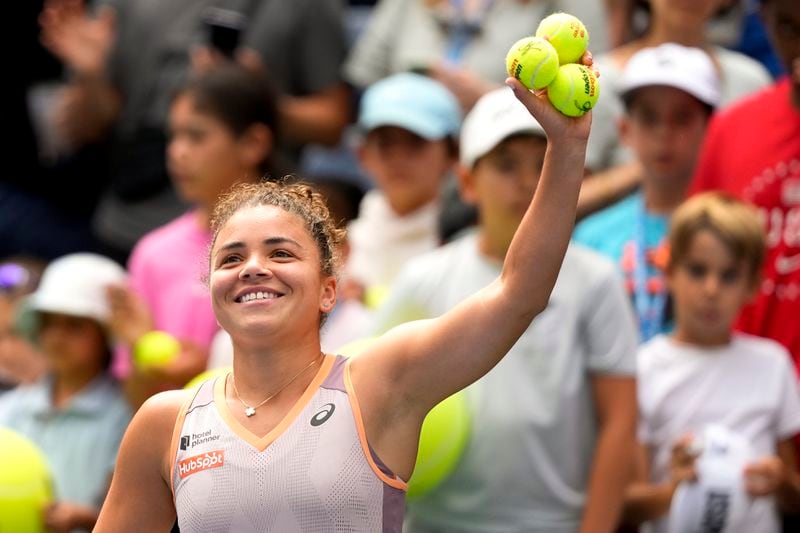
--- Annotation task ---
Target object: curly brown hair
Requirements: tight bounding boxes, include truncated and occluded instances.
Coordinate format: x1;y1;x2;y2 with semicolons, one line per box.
209;179;347;278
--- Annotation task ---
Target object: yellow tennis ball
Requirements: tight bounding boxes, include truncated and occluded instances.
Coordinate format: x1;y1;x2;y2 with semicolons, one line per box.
407;391;471;500
547;63;599;117
134;331;181;369
505;36;559;90
535;12;589;64
364;284;390;310
0;428;53;533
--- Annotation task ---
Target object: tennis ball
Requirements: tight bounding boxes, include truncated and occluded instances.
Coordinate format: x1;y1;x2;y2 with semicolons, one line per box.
505;36;559;90
547;63;599;117
0;428;53;533
407;391;471;499
535;12;589;64
364;284;390;310
134;331;181;369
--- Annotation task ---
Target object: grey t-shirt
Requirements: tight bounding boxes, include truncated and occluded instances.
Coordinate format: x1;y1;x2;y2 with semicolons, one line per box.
242;0;347;96
373;232;638;532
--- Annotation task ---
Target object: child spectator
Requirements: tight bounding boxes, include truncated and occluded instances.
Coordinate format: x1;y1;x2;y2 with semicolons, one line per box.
0;253;132;532
574;44;721;341
691;0;800;369
624;192;800;532
346;72;461;294
106;64;278;407
374;87;639;532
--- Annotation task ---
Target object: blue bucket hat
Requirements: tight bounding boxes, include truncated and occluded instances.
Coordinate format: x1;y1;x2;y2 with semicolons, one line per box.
358;73;462;140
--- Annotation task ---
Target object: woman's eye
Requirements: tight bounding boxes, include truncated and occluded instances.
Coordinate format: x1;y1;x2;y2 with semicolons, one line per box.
272;250;293;259
220;255;241;265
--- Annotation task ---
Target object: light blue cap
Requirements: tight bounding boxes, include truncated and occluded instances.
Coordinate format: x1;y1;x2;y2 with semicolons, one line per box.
358;73;462;140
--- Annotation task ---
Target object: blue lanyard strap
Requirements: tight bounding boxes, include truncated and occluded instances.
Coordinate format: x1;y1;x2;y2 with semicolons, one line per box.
633;197;668;341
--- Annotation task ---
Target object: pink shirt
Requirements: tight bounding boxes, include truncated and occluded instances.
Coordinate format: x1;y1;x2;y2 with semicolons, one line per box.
113;211;218;377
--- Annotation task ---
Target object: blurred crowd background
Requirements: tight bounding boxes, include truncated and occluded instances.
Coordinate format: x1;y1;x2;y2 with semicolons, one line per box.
1;0;798;532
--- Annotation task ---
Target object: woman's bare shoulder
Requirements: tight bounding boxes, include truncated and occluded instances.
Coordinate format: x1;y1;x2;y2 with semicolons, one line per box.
136;389;193;426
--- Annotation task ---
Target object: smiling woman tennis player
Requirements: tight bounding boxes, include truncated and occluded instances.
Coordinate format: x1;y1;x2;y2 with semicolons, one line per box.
94;66;594;533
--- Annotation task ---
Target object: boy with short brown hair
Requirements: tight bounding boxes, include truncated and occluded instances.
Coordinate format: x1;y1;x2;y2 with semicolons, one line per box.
625;192;800;532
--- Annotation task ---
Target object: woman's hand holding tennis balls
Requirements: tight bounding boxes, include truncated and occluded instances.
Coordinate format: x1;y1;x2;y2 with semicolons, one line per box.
505;46;596;144
507;13;600;118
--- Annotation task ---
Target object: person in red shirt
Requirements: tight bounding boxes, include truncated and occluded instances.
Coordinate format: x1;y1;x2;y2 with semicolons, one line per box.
692;0;800;370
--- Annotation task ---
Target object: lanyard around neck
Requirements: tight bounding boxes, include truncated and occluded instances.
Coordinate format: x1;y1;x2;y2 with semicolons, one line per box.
632;196;668;342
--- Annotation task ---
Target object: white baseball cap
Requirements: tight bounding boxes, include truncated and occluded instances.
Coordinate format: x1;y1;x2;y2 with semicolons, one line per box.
621;43;721;108
17;253;126;338
460;87;546;168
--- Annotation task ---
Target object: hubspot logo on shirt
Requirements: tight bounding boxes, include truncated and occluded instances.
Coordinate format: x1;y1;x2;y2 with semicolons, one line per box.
178;450;225;479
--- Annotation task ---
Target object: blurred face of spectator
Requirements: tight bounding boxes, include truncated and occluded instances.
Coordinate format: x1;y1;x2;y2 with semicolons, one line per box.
667;229;756;346
167;93;263;209
761;0;800;98
460;135;546;256
39;313;106;378
621;87;710;185
359;127;455;216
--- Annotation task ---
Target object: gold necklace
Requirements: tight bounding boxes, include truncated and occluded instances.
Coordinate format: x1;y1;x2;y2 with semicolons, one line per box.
230;353;323;417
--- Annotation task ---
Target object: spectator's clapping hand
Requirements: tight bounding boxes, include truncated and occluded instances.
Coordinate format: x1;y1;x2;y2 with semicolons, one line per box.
106;284;154;348
744;455;785;497
40;0;116;77
505;50;596;144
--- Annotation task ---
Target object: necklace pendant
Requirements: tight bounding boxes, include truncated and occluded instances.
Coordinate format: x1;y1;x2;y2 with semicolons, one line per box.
244;406;256;417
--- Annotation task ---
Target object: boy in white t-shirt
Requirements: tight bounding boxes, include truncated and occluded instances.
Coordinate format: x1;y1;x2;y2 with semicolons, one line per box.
374;87;639;533
625;192;800;532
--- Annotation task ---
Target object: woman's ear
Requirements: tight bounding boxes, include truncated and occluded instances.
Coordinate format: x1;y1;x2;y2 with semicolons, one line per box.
319;275;337;313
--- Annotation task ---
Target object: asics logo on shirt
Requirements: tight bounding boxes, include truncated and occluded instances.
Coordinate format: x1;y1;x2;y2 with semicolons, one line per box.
311;403;335;426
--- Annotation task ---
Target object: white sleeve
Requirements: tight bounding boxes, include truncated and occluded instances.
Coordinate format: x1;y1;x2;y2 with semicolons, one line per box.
635;343;657;445
582;257;638;375
775;350;800;440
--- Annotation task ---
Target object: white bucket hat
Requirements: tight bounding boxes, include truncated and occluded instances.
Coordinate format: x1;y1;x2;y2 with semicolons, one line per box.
17;253;126;338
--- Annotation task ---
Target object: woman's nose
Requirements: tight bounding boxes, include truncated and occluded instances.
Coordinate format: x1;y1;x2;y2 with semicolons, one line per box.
238;256;272;279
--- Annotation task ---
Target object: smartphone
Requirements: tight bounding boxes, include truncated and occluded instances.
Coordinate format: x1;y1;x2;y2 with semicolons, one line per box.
203;7;245;59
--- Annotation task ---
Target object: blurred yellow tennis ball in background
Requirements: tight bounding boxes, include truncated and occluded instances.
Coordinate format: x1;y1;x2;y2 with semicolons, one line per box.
364;284;390;310
505;36;559;90
407;391;471;500
535;12;589;64
0;428;53;533
134;331;181;370
547;63;599;117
